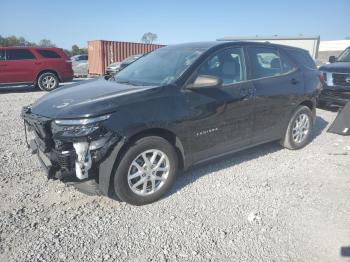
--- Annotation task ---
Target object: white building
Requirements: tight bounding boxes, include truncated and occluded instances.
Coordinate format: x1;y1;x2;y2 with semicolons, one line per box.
319;40;350;51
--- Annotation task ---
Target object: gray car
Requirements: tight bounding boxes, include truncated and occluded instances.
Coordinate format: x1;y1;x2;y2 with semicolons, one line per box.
71;54;88;77
106;54;143;76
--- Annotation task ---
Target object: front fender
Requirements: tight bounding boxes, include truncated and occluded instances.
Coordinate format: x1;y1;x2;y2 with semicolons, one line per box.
98;137;127;196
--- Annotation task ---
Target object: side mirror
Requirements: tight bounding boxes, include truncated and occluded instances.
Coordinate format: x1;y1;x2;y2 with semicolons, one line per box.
329;56;336;63
189;75;222;89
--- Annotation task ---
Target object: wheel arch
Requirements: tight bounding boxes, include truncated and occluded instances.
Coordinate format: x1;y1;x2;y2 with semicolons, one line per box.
299;99;316;123
99;127;186;197
124;128;186;170
35;69;61;85
299;100;314;111
280;99;316;139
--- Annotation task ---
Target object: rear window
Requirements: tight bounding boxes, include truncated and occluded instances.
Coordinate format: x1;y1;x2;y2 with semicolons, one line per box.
6;49;36;60
286;48;316;69
37;49;61;58
71;55;87;61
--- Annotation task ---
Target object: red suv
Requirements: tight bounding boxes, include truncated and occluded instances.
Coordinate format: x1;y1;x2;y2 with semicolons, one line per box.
0;47;73;91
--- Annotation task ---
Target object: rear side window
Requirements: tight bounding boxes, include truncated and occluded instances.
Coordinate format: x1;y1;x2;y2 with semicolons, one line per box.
248;47;297;79
37;49;61;58
280;50;297;73
6;49;36;60
286;49;316;69
248;47;283;78
0;50;5;61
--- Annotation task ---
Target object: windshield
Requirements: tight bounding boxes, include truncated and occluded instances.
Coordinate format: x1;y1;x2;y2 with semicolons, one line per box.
337;48;350;62
114;46;205;86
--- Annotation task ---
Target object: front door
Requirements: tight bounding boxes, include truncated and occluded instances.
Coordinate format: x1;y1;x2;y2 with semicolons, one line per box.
3;49;38;83
184;47;255;163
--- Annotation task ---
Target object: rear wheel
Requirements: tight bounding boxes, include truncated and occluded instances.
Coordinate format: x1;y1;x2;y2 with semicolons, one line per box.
280;106;314;150
113;136;178;205
37;72;59;91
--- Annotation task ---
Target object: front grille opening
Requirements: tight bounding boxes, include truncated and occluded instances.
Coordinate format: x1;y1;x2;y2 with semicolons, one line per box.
332;73;350;86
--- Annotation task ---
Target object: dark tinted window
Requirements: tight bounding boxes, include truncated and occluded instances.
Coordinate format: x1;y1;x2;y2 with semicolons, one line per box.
0;50;5;61
198;47;246;85
280;51;297;73
248;47;283;79
37;49;61;58
286;48;316;69
6;49;36;60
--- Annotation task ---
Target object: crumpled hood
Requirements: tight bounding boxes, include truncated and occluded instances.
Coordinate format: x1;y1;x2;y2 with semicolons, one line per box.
319;62;350;73
31;78;158;119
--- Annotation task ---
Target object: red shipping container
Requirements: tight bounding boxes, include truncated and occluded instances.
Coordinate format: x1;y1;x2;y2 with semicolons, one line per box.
88;40;165;75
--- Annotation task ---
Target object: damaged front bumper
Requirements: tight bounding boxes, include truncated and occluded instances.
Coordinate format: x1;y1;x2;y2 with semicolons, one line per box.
21;106;122;196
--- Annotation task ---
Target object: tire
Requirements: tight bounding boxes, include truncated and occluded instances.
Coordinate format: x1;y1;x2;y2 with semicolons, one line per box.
37;72;59;91
280;106;314;150
113;136;178;205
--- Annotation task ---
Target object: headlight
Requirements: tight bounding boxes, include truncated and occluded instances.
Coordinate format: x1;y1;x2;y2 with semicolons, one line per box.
55;114;110;125
59;125;100;137
52;114;111;138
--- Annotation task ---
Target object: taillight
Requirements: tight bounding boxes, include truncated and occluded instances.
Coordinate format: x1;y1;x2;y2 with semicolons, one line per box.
319;72;325;83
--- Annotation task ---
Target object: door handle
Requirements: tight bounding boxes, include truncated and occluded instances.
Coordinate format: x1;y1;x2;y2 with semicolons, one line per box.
291;78;299;85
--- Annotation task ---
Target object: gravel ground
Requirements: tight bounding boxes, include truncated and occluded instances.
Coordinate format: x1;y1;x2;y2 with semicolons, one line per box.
0;84;350;262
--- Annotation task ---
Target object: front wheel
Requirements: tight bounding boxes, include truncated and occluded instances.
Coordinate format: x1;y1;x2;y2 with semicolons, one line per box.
37;72;59;91
113;136;178;205
280;106;314;150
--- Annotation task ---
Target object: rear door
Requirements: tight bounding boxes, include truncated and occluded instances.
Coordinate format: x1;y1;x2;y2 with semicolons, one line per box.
246;46;304;142
4;49;38;83
185;46;256;162
35;49;73;79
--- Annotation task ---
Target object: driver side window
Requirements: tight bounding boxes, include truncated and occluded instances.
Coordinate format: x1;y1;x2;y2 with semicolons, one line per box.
198;47;246;85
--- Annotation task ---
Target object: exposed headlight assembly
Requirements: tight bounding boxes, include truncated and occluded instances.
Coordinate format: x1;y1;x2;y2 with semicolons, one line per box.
54;114;110;125
59;125;100;137
52;114;111;138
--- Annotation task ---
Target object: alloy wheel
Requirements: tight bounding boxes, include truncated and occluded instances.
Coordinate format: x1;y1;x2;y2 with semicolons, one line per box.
41;75;57;90
292;113;310;144
127;149;170;196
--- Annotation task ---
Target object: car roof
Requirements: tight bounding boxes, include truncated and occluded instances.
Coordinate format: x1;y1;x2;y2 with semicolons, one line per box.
0;46;62;50
165;41;306;52
168;42;222;49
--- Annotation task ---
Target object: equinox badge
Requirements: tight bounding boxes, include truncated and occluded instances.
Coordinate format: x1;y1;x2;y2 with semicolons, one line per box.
196;127;219;137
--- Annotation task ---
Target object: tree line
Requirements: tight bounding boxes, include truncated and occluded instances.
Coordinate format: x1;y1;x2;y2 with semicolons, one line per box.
0;35;87;57
0;33;159;56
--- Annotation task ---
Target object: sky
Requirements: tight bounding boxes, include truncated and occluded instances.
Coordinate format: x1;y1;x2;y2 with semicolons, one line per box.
1;0;349;49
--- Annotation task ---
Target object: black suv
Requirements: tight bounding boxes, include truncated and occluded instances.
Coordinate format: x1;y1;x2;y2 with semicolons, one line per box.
318;47;350;108
22;42;322;205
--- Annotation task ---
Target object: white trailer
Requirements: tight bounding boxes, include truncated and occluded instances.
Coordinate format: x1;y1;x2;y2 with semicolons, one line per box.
217;35;320;59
